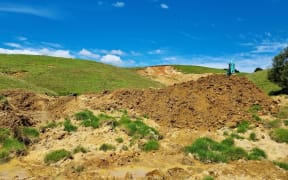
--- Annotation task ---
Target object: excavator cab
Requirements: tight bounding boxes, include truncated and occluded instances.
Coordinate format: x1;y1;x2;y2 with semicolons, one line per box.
227;60;235;76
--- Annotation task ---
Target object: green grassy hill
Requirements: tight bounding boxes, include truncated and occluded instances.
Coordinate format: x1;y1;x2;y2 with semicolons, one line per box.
0;54;163;95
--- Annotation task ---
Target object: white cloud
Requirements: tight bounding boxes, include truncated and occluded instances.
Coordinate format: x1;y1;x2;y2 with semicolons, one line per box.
4;42;22;48
17;36;27;41
160;3;169;9
110;49;125;55
112;2;125;8
252;41;288;54
100;54;123;65
0;4;59;19
164;57;177;61
41;42;62;48
148;49;164;55
0;47;74;58
79;49;100;59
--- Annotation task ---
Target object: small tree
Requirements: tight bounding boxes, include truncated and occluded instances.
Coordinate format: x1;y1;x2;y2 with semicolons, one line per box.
268;47;288;92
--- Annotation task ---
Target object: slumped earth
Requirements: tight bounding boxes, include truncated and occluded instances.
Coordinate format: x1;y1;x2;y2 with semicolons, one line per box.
0;70;288;179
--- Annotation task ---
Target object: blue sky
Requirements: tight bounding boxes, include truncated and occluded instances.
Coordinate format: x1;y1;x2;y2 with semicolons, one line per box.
0;0;288;72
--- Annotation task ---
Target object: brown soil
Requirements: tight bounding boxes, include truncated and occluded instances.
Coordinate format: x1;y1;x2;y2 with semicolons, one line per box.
137;65;212;85
90;74;278;130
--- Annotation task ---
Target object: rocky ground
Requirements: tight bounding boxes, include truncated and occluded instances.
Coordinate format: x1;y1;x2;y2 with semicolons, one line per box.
0;67;287;179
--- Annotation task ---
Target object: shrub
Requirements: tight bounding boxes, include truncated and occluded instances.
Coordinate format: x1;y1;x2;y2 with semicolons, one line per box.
237;121;250;133
64;118;77;132
274;161;288;170
21;127;39;138
73;146;88;154
284;120;288;126
40;121;58;132
99;144;116;151
0;128;10;143
0;149;10;163
122;145;128;151
267;119;281;129
230;133;244;139
44;149;72;164
143;140;160;152
249;132;258;141
248;148;267;160
277;106;288;119
184;137;247;163
270;128;288;143
223;131;229;136
252;114;262;122
221;137;234;146
115;137;124;143
2;138;26;154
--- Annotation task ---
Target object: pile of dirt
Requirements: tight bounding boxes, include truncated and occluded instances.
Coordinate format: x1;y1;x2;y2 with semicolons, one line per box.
92;75;278;130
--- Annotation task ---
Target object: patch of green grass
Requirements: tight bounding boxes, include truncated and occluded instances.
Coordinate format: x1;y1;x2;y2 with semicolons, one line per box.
118;115;160;140
0;128;10;143
122;145;128;151
2;138;26;154
99;144;116;152
44;149;72;164
0;54;163;95
284;120;288;126
21;127;39;138
237;121;250;133
173;65;225;74
115;137;124;143
245;70;281;95
270;128;288;143
143;140;160;152
63;118;77;132
0;149;10;163
221;137;234;146
40;121;59;131
248;104;262;113
277;106;288;119
75;110;100;128
252;114;262;122
73;146;88;154
249;132;258;141
267;119;281;129
230;133;244;139
203;176;214;180
184;137;247;163
247;148;267;160
274;161;288;171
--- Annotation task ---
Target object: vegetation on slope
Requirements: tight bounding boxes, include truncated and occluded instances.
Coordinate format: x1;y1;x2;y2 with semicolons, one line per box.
0;54;163;95
173;65;226;74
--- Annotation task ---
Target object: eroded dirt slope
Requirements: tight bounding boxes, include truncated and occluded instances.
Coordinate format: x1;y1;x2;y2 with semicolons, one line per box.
90;75;278;130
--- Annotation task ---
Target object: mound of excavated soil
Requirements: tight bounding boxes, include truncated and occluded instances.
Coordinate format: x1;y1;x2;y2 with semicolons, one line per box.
92;75;278;130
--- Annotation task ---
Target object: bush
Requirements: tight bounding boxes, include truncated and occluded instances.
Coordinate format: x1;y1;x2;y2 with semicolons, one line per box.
268;47;288;92
21;127;39;138
254;67;263;72
115;137;124;143
143;140;159;152
221;137;234;146
230;133;244;139
267;119;281;129
252;114;262;122
248;148;267;160
270;128;288;143
44;149;72;164
73;146;88;154
0;128;10;143
99;144;116;151
249;132;258;141
2;138;26;154
284;120;288;126
237;121;250;133
184;137;247;163
274;161;288;170
64;118;77;132
40;121;58;132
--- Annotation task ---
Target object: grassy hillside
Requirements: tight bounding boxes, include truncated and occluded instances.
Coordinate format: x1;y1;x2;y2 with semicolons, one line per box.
173;65;226;74
0;54;163;95
245;70;281;95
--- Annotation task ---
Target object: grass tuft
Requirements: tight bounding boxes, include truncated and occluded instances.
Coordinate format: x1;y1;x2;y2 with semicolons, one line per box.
274;161;288;171
267;119;281;129
0;128;10;143
270;128;288;143
248;104;262;113
21;127;39;138
143;140;159;152
2;138;26;154
284;120;288;126
0;149;10;163
237;121;250;133
99;144;116;152
249;132;258;141
73;146;88;154
115;137;124;143
64;118;77;132
75;110;100;128
247;148;267;160
44;149;72;164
